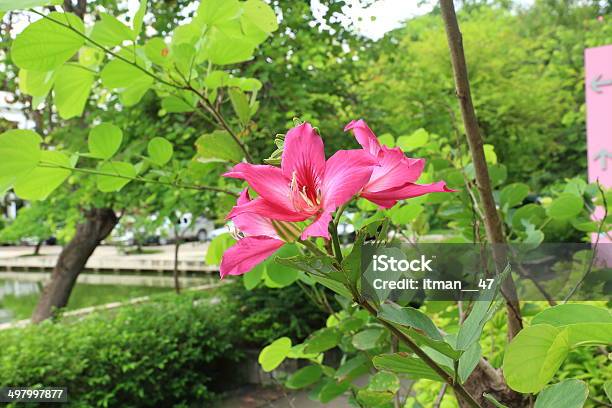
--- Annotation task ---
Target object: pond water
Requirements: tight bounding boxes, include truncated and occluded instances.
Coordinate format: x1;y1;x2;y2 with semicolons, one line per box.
0;278;174;323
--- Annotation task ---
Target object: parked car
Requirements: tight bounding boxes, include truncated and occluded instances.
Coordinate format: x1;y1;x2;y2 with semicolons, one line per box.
158;213;215;244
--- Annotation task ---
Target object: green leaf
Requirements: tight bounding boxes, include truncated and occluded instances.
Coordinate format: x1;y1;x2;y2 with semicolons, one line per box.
229;88;252;126
132;0;147;37
195;130;243;163
534;379;588;408
258;337;291;372
18;69;55;97
54;64;94;119
12;12;85;71
303;328;341;354
500;183;529;209
389;204;424;225
161;94;197;113
90;13;133;47
483;144;498;164
335;355;369;380
563;323;612;347
13;150;71;200
456;299;501;350
511;204;546;230
503;324;570;393
78;47;104;67
205;233;236;265
0;130;42;189
243;263;264;290
204;70;230;89
196;0;240;25
100;58;154;106
262;244;298;288
546;193;583;221
403;327;463;360
147;137;173;166
373;353;445;381
96;161;137;192
227;76;262;91
369;371;400;393
144;37;169;66
396;128;429;150
203;24;255;65
317;379;350;403
457;341;481;383
483;394;510;408
352;328;384;350
285;365;322;389
241;0;278;33
604;381;612;403
531;304;612;326
0;0;62;11
378;303;443;341
356;390;394;406
88;123;123;160
378;133;395;147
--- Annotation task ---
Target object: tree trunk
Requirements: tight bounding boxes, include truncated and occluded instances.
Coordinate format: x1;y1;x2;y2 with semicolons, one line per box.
33;239;43;256
439;2;527;406
173;225;181;294
31;208;117;323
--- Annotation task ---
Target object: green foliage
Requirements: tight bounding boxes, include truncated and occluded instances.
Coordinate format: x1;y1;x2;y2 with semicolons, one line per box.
11;12;85;71
534;379;589;408
503;304;612;393
147;137;173;166
88;123;123;160
258;337;291;372
0;292;242;407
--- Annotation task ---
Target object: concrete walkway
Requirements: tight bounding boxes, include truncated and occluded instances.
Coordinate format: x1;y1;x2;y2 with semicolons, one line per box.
0;243;214;273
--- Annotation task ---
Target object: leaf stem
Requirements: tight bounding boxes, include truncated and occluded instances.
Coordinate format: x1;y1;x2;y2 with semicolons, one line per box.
357;298;482;408
38;162;238;196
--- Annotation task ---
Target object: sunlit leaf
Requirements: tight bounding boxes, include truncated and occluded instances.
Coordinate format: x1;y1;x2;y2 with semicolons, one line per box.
90;13;133;47
147;137;173;166
258;337;291;372
88;123;123;160
54;64;94;119
96;161;136;192
11;12;85;71
14;151;71;200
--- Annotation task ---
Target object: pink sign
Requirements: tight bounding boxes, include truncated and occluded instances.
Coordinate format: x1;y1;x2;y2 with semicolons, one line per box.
585;45;612;254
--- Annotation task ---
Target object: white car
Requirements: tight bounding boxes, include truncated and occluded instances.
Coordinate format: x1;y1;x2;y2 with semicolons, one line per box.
158;213;215;243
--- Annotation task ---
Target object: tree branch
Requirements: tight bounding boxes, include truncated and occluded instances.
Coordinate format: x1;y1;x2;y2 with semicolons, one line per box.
439;0;523;339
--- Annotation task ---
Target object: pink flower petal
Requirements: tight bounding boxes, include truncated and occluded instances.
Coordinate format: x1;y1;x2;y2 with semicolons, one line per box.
220;236;284;278
362;181;455;209
224;163;294;212
366;147;425;193
345;119;382;157
301;212;332;240
232;189;278;237
228;196;308;222
321;149;377;211
281;122;326;188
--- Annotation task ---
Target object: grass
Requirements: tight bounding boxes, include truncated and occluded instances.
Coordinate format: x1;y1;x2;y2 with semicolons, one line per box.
0;280;172;320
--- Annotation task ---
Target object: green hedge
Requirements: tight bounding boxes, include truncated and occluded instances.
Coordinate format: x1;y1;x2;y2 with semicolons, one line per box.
0;283;326;407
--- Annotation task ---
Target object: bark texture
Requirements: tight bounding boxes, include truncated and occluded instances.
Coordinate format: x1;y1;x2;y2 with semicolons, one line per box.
31;208;118;323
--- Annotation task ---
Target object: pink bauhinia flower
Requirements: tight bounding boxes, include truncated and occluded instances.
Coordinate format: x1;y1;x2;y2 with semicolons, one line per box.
220;189;289;278
344;119;454;208
224;122;377;240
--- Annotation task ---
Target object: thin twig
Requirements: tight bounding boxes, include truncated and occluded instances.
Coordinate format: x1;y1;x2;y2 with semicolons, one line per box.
38;162;238;196
564;181;608;302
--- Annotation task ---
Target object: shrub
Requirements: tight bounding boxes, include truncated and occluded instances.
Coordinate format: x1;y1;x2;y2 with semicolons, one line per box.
222;282;328;346
0;291;242;407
